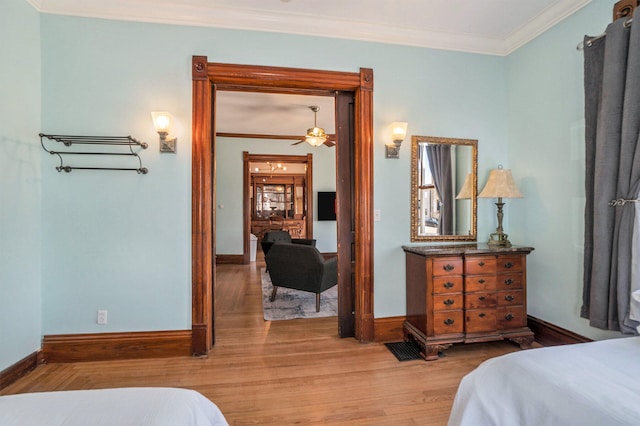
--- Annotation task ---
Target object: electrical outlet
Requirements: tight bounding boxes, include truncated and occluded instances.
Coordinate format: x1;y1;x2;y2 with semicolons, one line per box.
97;310;108;325
374;209;381;222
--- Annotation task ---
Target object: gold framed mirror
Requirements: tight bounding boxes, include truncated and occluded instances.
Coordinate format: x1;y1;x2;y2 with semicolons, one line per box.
410;135;477;242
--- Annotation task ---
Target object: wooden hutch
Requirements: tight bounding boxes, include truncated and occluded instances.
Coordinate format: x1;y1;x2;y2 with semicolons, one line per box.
251;174;307;239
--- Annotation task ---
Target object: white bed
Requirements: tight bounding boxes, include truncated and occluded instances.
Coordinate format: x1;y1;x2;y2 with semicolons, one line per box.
0;387;228;426
448;336;640;426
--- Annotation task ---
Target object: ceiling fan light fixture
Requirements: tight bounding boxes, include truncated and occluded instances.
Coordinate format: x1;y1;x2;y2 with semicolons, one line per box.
305;106;327;147
306;126;327;147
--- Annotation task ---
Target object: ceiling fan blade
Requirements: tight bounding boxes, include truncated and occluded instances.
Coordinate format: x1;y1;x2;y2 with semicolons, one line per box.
323;140;336;147
291;140;305;145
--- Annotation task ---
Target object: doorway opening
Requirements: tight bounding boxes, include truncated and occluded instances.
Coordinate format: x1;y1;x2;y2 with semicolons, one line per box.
191;57;374;354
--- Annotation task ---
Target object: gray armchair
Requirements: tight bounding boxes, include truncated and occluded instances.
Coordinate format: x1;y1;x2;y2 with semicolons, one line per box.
265;243;337;312
260;230;316;257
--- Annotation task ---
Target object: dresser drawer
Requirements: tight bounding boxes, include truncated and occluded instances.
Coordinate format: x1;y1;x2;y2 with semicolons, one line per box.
465;292;497;309
497;306;526;328
497;290;524;306
465;310;497;333
496;274;523;290
496;255;523;273
434;294;464;311
465;275;496;292
465;256;497;275
432;257;463;276
433;276;463;294
433;311;464;334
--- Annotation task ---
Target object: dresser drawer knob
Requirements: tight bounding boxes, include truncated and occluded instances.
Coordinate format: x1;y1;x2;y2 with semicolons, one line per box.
478;313;486;318
478;279;486;284
443;318;455;325
443;281;454;289
504;262;514;269
443;264;455;272
504;295;514;302
478;296;486;301
478;261;485;266
504;278;514;286
443;299;455;306
504;313;514;321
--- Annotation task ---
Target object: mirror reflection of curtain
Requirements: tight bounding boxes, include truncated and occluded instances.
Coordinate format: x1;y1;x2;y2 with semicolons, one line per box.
582;10;640;335
425;144;453;234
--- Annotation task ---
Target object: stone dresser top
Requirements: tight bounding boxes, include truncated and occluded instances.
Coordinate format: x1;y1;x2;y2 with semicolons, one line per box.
402;243;534;256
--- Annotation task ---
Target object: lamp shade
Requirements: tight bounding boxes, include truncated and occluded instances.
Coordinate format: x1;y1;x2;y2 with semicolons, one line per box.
151;112;171;133
306;127;327;147
478;168;523;198
456;173;475;199
391;122;408;143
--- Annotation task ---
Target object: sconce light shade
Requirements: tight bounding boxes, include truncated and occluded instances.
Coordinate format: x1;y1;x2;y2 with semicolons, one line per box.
151;111;177;153
391;122;408;144
151;112;171;134
386;122;409;159
456;173;475;199
478;166;522;247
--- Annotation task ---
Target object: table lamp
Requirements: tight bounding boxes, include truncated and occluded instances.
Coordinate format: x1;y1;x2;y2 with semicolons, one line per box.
478;166;522;247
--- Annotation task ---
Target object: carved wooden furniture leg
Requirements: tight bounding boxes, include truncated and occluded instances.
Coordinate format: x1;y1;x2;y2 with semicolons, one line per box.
424;343;452;361
316;294;320;312
510;335;534;349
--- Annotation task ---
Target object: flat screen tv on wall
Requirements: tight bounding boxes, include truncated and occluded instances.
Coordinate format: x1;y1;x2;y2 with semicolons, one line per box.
317;191;336;221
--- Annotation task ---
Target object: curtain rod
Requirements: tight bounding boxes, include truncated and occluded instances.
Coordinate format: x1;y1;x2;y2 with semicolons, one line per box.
577;17;633;51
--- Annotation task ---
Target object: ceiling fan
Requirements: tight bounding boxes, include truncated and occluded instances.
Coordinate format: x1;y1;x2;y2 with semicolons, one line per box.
292;106;335;147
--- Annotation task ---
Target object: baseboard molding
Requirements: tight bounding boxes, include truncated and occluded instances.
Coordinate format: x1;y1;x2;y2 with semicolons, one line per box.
42;330;192;363
0;351;40;390
527;315;592;346
373;315;591;347
215;254;245;264
374;316;405;343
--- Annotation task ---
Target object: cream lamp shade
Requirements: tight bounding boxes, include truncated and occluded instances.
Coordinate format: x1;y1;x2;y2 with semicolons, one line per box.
478;168;523;199
456;173;475;199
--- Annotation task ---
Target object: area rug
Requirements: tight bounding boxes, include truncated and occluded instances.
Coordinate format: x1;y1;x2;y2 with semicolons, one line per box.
261;268;338;321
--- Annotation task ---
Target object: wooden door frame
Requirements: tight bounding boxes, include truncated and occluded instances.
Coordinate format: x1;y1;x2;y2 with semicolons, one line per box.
243;152;314;264
191;56;374;354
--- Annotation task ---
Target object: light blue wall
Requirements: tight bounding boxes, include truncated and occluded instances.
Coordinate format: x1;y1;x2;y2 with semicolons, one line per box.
0;0;42;371
2;1;620;363
215;137;337;255
507;0;622;340
37;14;508;331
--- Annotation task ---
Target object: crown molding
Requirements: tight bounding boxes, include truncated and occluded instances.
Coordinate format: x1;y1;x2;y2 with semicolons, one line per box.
29;0;591;56
505;0;592;54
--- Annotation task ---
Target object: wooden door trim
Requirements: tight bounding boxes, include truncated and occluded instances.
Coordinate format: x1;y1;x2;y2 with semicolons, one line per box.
191;56;374;354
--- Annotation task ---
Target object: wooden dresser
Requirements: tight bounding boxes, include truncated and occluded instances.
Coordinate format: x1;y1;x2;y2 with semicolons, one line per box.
402;244;535;360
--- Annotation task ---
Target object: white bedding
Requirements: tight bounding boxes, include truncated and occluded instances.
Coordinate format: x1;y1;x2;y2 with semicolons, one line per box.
448;337;640;426
0;387;228;426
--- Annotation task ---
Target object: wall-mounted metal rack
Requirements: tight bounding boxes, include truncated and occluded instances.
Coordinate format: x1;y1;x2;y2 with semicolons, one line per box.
39;133;149;174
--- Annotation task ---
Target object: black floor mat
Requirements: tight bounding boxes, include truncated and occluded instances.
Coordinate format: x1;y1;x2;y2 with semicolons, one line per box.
384;341;422;361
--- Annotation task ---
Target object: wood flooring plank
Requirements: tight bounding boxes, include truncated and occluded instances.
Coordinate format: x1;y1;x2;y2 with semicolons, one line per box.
1;257;526;425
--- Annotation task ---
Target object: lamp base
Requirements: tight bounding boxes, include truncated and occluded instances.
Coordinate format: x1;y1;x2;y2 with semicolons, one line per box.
487;231;512;248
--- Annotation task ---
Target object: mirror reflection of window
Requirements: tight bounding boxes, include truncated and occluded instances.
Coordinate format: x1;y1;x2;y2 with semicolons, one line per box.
411;136;477;242
417;145;439;236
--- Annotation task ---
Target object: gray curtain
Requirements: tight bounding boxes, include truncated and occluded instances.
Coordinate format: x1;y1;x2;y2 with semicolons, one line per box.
582;10;640;334
425;144;453;234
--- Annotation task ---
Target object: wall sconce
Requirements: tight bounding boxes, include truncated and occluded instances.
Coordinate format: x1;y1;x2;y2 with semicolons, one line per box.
478;165;523;247
151;111;177;153
385;122;408;158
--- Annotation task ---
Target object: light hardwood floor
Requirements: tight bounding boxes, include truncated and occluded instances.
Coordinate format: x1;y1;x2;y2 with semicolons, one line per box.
2;255;524;425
